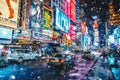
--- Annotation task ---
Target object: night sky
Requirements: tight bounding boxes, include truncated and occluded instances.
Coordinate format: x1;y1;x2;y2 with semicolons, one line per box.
80;0;120;23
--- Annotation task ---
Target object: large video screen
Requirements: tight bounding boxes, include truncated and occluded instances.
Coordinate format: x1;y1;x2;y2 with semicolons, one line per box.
28;0;43;31
65;0;76;23
55;8;70;33
43;6;52;30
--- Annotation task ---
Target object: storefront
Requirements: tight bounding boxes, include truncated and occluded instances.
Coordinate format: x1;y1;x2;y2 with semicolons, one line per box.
32;30;52;54
12;29;32;49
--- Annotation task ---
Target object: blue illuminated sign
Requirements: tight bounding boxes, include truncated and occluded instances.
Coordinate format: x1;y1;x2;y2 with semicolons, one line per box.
55;8;70;33
0;27;12;44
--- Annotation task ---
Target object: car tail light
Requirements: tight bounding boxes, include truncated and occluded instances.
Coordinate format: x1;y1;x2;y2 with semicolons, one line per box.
60;58;64;63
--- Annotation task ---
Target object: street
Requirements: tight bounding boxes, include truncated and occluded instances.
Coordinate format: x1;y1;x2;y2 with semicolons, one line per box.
0;59;58;80
0;52;100;80
0;51;120;80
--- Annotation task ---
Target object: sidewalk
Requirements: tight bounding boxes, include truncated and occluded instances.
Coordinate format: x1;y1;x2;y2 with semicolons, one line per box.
87;56;114;80
108;56;120;80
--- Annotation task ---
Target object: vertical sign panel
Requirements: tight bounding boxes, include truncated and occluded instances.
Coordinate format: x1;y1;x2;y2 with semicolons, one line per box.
43;6;53;30
28;0;43;31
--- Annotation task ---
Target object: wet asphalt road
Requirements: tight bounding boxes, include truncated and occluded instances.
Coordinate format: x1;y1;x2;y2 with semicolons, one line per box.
0;59;61;80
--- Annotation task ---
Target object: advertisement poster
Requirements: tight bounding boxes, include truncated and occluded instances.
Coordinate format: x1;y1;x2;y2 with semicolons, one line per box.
0;0;19;29
32;31;52;43
43;6;53;30
28;0;43;31
0;27;12;44
13;29;31;39
42;30;53;38
55;8;70;33
13;29;31;44
70;1;76;23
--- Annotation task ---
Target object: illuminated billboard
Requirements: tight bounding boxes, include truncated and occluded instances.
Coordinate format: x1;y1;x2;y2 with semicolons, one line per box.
69;25;75;40
81;21;86;33
0;27;12;44
55;8;70;33
0;0;19;29
32;31;52;43
13;29;31;40
93;20;99;29
70;1;76;23
43;6;53;30
28;0;43;30
65;0;76;23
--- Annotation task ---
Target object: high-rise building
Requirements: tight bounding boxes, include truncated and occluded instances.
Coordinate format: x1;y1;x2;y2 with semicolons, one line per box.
109;3;120;26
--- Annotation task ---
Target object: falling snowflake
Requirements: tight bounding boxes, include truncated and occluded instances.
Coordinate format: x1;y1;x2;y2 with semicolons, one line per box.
9;75;16;80
38;76;41;79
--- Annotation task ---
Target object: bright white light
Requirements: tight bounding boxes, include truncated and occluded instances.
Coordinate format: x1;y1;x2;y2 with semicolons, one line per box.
3;31;7;35
109;35;114;43
92;15;97;19
39;0;43;2
10;75;16;79
0;45;4;48
94;42;99;46
67;0;71;2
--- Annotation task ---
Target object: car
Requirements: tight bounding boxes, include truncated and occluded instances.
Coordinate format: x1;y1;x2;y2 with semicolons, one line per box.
0;56;8;67
47;50;75;70
82;50;95;60
7;49;41;63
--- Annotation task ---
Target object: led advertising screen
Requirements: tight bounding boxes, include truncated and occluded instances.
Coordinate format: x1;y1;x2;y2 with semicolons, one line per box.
0;0;19;29
70;1;76;23
55;8;70;33
28;0;43;31
65;0;76;23
43;6;53;30
69;25;75;40
32;31;52;43
0;27;12;44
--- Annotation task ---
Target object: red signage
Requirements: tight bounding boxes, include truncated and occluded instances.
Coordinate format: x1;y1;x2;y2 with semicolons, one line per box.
65;1;70;17
70;0;76;23
69;25;75;40
93;20;99;29
65;0;76;23
81;21;86;33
